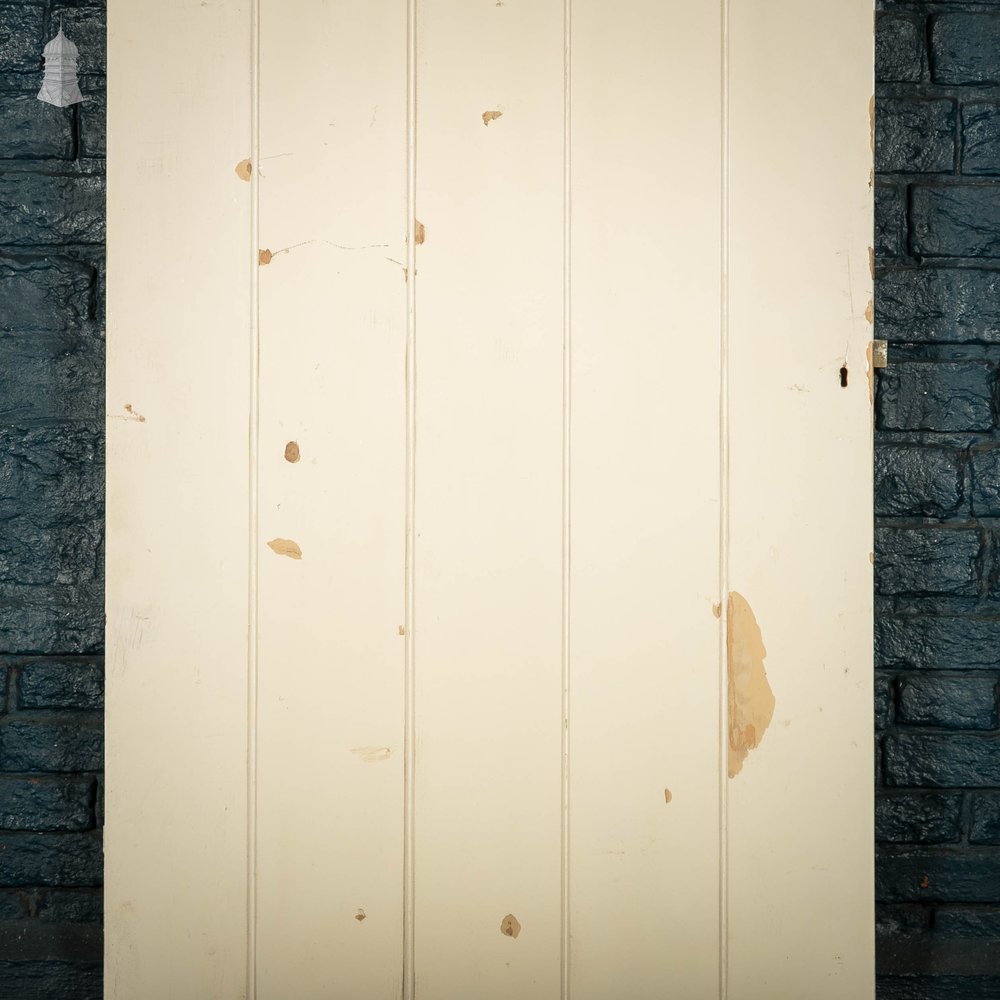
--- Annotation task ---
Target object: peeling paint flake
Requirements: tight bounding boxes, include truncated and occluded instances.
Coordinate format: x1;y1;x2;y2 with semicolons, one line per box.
267;538;302;560
123;404;145;423
482;110;503;126
284;440;300;463
258;249;273;266
414;220;426;245
500;914;521;939
235;158;252;181
727;592;775;779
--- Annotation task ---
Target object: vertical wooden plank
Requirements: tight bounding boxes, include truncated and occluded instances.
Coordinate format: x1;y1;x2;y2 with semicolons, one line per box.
568;2;724;997
253;2;408;997
725;0;875;996
413;2;565;996
105;1;252;996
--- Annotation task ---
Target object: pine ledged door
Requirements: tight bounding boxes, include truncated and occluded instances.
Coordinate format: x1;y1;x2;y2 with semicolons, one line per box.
107;2;875;997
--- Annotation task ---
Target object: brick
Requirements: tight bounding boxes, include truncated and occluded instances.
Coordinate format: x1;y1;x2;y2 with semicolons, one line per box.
876;268;1000;344
0;97;74;161
877;99;955;174
0;595;103;656
931;14;1000;85
877;14;924;84
877;846;1000;901
963;103;1000;176
970;793;1000;844
877;617;1000;671
0;891;30;920
875;528;981;597
0;718;102;773
0;961;101;1000
0;174;104;246
77;92;105;160
875;446;964;518
0;520;101;588
876;792;962;843
911;185;1000;259
897;674;998;730
0;833;101;886
884;733;1000;787
876;183;906;262
18;661;102;711
0;256;94;335
0;426;103;529
876;903;930;936
0;776;92;832
936;905;1000;936
0;333;103;423
51;7;106;76
36;889;101;924
971;448;1000;515
0;5;45;73
877;362;994;432
878;976;1000;1000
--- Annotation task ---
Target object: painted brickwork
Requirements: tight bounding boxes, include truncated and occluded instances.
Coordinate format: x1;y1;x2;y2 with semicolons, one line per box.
876;1;1000;996
0;1;104;997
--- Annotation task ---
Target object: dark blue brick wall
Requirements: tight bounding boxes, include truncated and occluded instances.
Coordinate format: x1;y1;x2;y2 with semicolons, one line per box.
876;2;1000;996
0;1;104;997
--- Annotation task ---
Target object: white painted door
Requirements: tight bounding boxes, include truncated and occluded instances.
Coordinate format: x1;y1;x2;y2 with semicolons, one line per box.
106;2;875;998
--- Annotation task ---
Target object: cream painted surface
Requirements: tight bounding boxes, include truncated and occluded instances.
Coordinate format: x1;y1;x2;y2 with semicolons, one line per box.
107;2;873;998
104;0;252;996
413;2;565;997
568;2;723;997
253;2;408;997
726;2;875;996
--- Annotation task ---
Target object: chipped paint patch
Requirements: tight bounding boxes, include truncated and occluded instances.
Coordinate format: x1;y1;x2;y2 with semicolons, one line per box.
123;404;145;423
267;538;302;560
727;592;775;779
235;158;252;181
500;914;521;939
350;746;391;763
712;602;722;619
284;440;300;463
663;788;673;804
868;246;875;280
398;625;406;636
258;249;273;266
355;909;367;922
414;220;426;245
865;299;874;325
866;341;875;404
482;110;503;126
869;95;875;154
